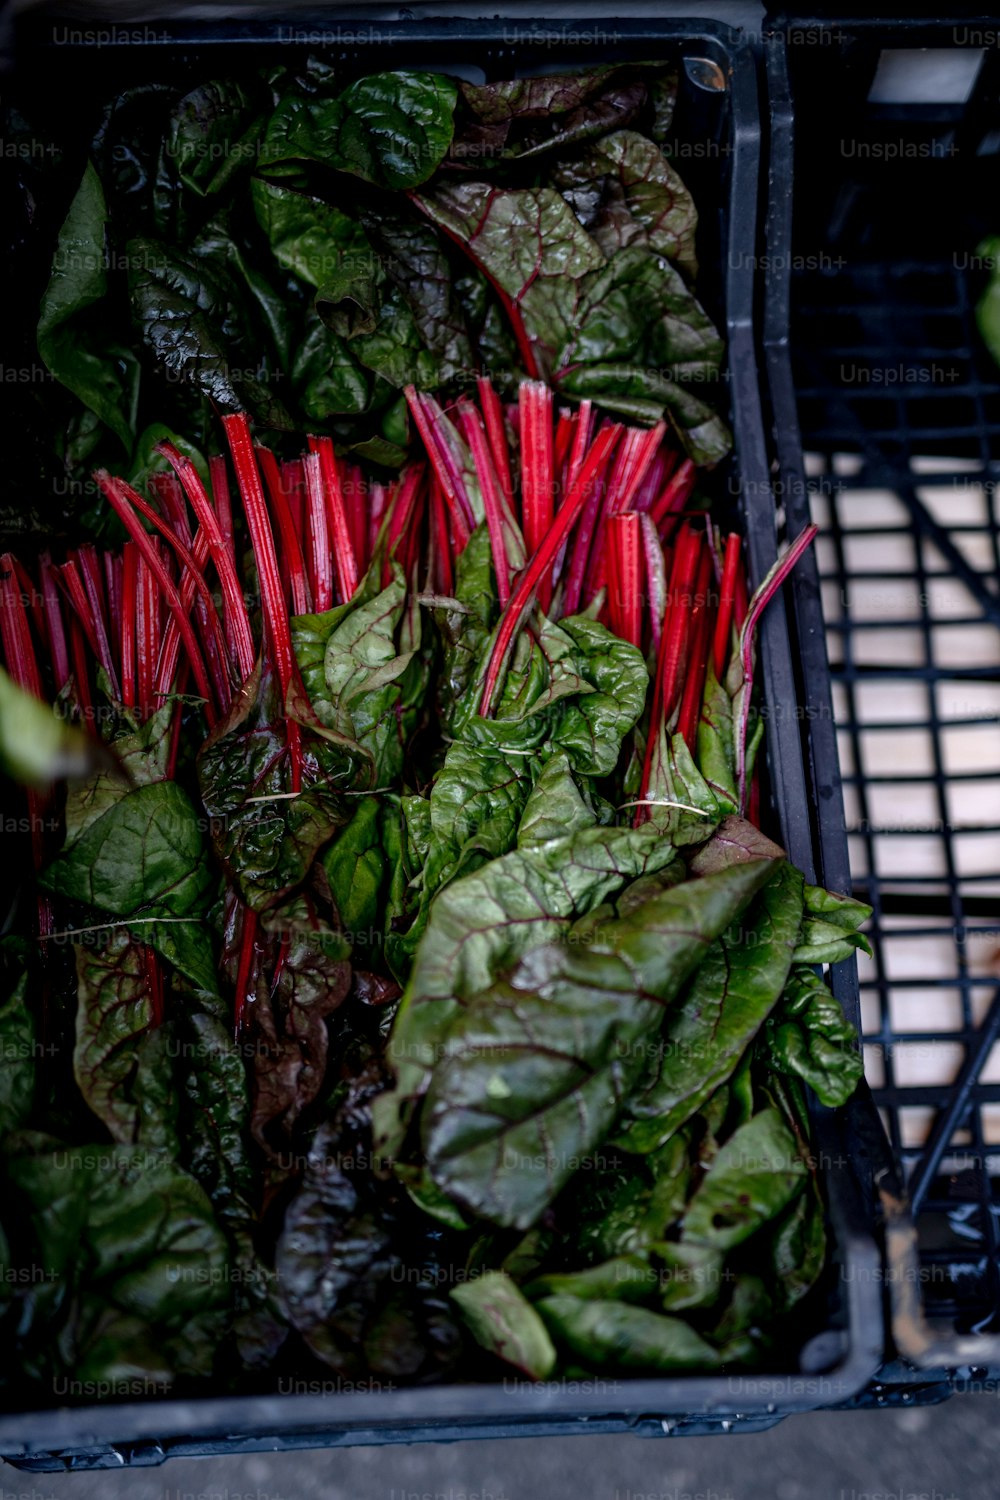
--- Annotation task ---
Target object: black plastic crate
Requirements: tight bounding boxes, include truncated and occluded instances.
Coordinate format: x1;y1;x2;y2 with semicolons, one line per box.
0;8;882;1468
763;13;1000;1380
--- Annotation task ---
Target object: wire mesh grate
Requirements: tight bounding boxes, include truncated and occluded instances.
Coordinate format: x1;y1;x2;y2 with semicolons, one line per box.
792;247;1000;1333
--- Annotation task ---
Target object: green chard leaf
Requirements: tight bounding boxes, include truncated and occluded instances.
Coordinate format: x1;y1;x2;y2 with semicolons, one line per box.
73;927;178;1150
638;727;722;846
0;971;35;1137
173;986;282;1368
251;894;353;1150
261;72;457;189
167;79;267;198
40;779;213;917
682;1108;808;1252
768;1178;828;1312
614;861;804;1153
292;309;373;419
361;212;475;384
322;795;388;947
421;857;779;1229
547;616;648;777
536;1296;730;1372
276;1104;463;1381
252;178;370;290
793;884;873;965
450;1270;557;1379
553;243;730;463
375;754;681;1169
553;129;698;279
760;964;864;1108
3;1140;231;1385
413;180;605;380
128;234;291;428
197;661;359;914
454;67;647;163
37;162;139;450
696;662;739;813
292;566;416;784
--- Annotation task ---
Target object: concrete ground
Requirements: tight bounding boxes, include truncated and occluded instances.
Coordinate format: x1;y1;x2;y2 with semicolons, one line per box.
2;1394;995;1500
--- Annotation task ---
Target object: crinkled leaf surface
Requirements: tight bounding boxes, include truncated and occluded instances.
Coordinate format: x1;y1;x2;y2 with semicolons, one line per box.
614;861;803;1152
73;927;178;1149
378;754;680;1163
761;965;864;1107
261;72;457;190
422;858;777;1228
414;181;605;379
198;662;358;913
554;130;698;279
4;1139;230;1384
41;779;213;917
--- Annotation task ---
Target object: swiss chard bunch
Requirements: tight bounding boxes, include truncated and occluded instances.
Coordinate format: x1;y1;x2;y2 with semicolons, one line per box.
0;381;870;1392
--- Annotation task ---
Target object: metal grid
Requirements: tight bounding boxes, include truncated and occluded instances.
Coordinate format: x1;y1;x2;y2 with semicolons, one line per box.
792;250;1000;1334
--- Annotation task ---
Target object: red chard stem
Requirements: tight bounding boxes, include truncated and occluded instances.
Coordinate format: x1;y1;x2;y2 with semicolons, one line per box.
302;452;333;612
121;541;138;710
477;377;516;515
38;553;70;694
640;516;668;658
257;445;313;617
650;457;697;531
209;456;236;569
308;434;359;604
480;422;622;716
403;389;474;550
158;443;256;685
458;398;524;608
735;524;819;813
712;532;741;679
98;470;220;722
607;513;643;649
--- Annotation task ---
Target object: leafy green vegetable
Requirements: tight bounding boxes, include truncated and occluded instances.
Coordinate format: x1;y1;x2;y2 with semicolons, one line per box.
73;928;177;1148
128;234;290;427
0;972;35;1137
253;179;369;288
414;180;605;379
614;861;804;1152
262;73;458;190
3;1139;231;1384
450;1270;556;1378
554;245;730;460
168;80;267;199
536;1296;731;1371
554;130;698;279
793;884;873;965
37;162;139;450
41;779;213;917
376;754;681;1168
251;894;352;1148
276;1096;463;1379
421;857;778;1228
761;965;865;1107
198;662;358;913
682;1108;808;1251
